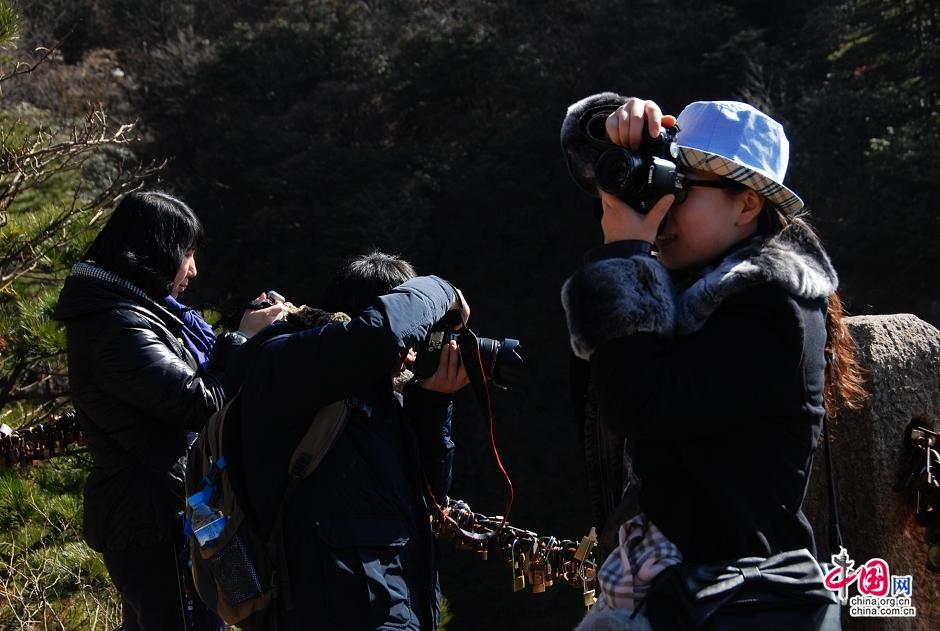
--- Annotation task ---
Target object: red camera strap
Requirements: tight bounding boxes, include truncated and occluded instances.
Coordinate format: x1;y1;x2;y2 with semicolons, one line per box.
425;326;514;542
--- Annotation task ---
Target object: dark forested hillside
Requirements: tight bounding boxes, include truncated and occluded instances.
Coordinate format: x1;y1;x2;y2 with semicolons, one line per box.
5;0;939;628
19;0;938;317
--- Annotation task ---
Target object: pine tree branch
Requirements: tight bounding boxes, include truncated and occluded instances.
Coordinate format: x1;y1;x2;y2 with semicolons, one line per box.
0;24;75;87
0;155;162;288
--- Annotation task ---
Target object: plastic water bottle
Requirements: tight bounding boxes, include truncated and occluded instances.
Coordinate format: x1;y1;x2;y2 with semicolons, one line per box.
190;500;228;548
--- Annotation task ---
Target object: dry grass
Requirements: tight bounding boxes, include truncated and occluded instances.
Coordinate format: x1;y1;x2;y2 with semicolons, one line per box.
0;455;121;630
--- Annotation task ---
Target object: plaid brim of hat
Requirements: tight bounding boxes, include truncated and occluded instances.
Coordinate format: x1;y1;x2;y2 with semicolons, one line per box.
675;101;804;214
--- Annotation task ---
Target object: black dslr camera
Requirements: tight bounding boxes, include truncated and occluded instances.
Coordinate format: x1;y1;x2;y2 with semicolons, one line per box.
593;120;681;214
561;94;684;214
413;311;523;390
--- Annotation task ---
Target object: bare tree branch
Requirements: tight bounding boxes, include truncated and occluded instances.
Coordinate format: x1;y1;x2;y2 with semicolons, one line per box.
0;24;76;87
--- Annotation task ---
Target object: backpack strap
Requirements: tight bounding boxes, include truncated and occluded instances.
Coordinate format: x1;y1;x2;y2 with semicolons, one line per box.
208;391;239;466
288;400;349;479
266;400;350;616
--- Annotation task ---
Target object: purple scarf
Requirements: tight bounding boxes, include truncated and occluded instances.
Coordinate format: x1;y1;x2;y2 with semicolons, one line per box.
164;295;217;369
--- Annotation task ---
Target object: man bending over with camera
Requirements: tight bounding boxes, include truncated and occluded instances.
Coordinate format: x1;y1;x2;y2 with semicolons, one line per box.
231;252;469;630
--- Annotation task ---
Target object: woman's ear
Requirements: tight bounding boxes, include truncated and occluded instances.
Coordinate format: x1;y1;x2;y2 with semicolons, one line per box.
737;189;764;227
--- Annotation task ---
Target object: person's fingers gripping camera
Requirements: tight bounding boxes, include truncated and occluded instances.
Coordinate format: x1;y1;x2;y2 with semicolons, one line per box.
562;94;681;211
412;308;524;392
417;338;469;394
238;289;288;337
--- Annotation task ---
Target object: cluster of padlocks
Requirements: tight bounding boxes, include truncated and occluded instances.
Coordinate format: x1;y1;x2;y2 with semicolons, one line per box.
0;409;82;468
431;498;599;610
896;417;940;572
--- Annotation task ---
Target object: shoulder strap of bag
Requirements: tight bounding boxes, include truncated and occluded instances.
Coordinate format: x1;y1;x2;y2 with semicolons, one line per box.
268;400;349;531
821;321;844;555
287;400;350;479
265;399;350;614
822;414;844;552
208;390;240;466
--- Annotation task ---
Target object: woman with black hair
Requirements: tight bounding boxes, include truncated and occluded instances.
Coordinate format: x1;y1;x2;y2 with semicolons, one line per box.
53;191;284;631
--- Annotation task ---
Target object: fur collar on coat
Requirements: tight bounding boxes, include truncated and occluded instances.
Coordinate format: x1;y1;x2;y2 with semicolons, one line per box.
561;219;838;360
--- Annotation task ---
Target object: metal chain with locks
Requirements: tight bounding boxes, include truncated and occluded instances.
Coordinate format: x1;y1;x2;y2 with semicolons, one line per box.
895;416;940;572
423;331;601;611
431;497;599;611
0;408;83;469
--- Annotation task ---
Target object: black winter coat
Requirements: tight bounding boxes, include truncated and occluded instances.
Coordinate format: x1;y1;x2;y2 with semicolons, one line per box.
54;268;241;551
234;275;457;631
562;222;838;563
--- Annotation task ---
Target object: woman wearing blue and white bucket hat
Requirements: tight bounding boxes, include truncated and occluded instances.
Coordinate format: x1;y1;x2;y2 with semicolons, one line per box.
560;95;868;630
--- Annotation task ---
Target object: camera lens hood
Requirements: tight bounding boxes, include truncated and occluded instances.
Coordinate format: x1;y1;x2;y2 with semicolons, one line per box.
560;92;630;197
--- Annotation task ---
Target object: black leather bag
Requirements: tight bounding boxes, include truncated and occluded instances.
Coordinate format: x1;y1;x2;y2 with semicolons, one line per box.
645;548;840;630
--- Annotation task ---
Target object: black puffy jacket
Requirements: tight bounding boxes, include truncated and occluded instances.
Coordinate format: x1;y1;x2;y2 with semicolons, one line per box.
54;270;242;551
562;222;838;563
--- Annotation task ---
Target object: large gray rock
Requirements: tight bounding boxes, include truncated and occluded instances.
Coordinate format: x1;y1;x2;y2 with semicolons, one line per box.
804;314;940;630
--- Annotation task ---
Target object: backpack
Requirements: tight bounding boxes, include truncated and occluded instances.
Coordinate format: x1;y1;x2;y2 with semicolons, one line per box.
184;390;349;626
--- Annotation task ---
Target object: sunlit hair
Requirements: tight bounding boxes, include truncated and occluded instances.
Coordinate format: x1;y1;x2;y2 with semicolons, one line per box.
320;251;417;315
84;191;204;299
743;193;870;417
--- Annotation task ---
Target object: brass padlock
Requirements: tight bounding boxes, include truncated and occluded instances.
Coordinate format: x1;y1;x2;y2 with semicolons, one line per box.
531;561;546;594
510;547;527;591
531;574;546;594
583;587;597;608
574;527;597;562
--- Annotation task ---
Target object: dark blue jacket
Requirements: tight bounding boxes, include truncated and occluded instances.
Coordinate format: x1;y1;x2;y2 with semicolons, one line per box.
236;276;456;630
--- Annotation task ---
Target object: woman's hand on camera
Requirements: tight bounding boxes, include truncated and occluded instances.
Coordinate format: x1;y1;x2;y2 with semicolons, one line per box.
600;191;673;244
605;98;663;149
599;97;677;243
418;340;469;393
237;300;287;338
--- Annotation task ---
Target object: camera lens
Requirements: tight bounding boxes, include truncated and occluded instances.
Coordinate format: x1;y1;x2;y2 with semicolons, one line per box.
595;148;644;195
476;337;524;389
